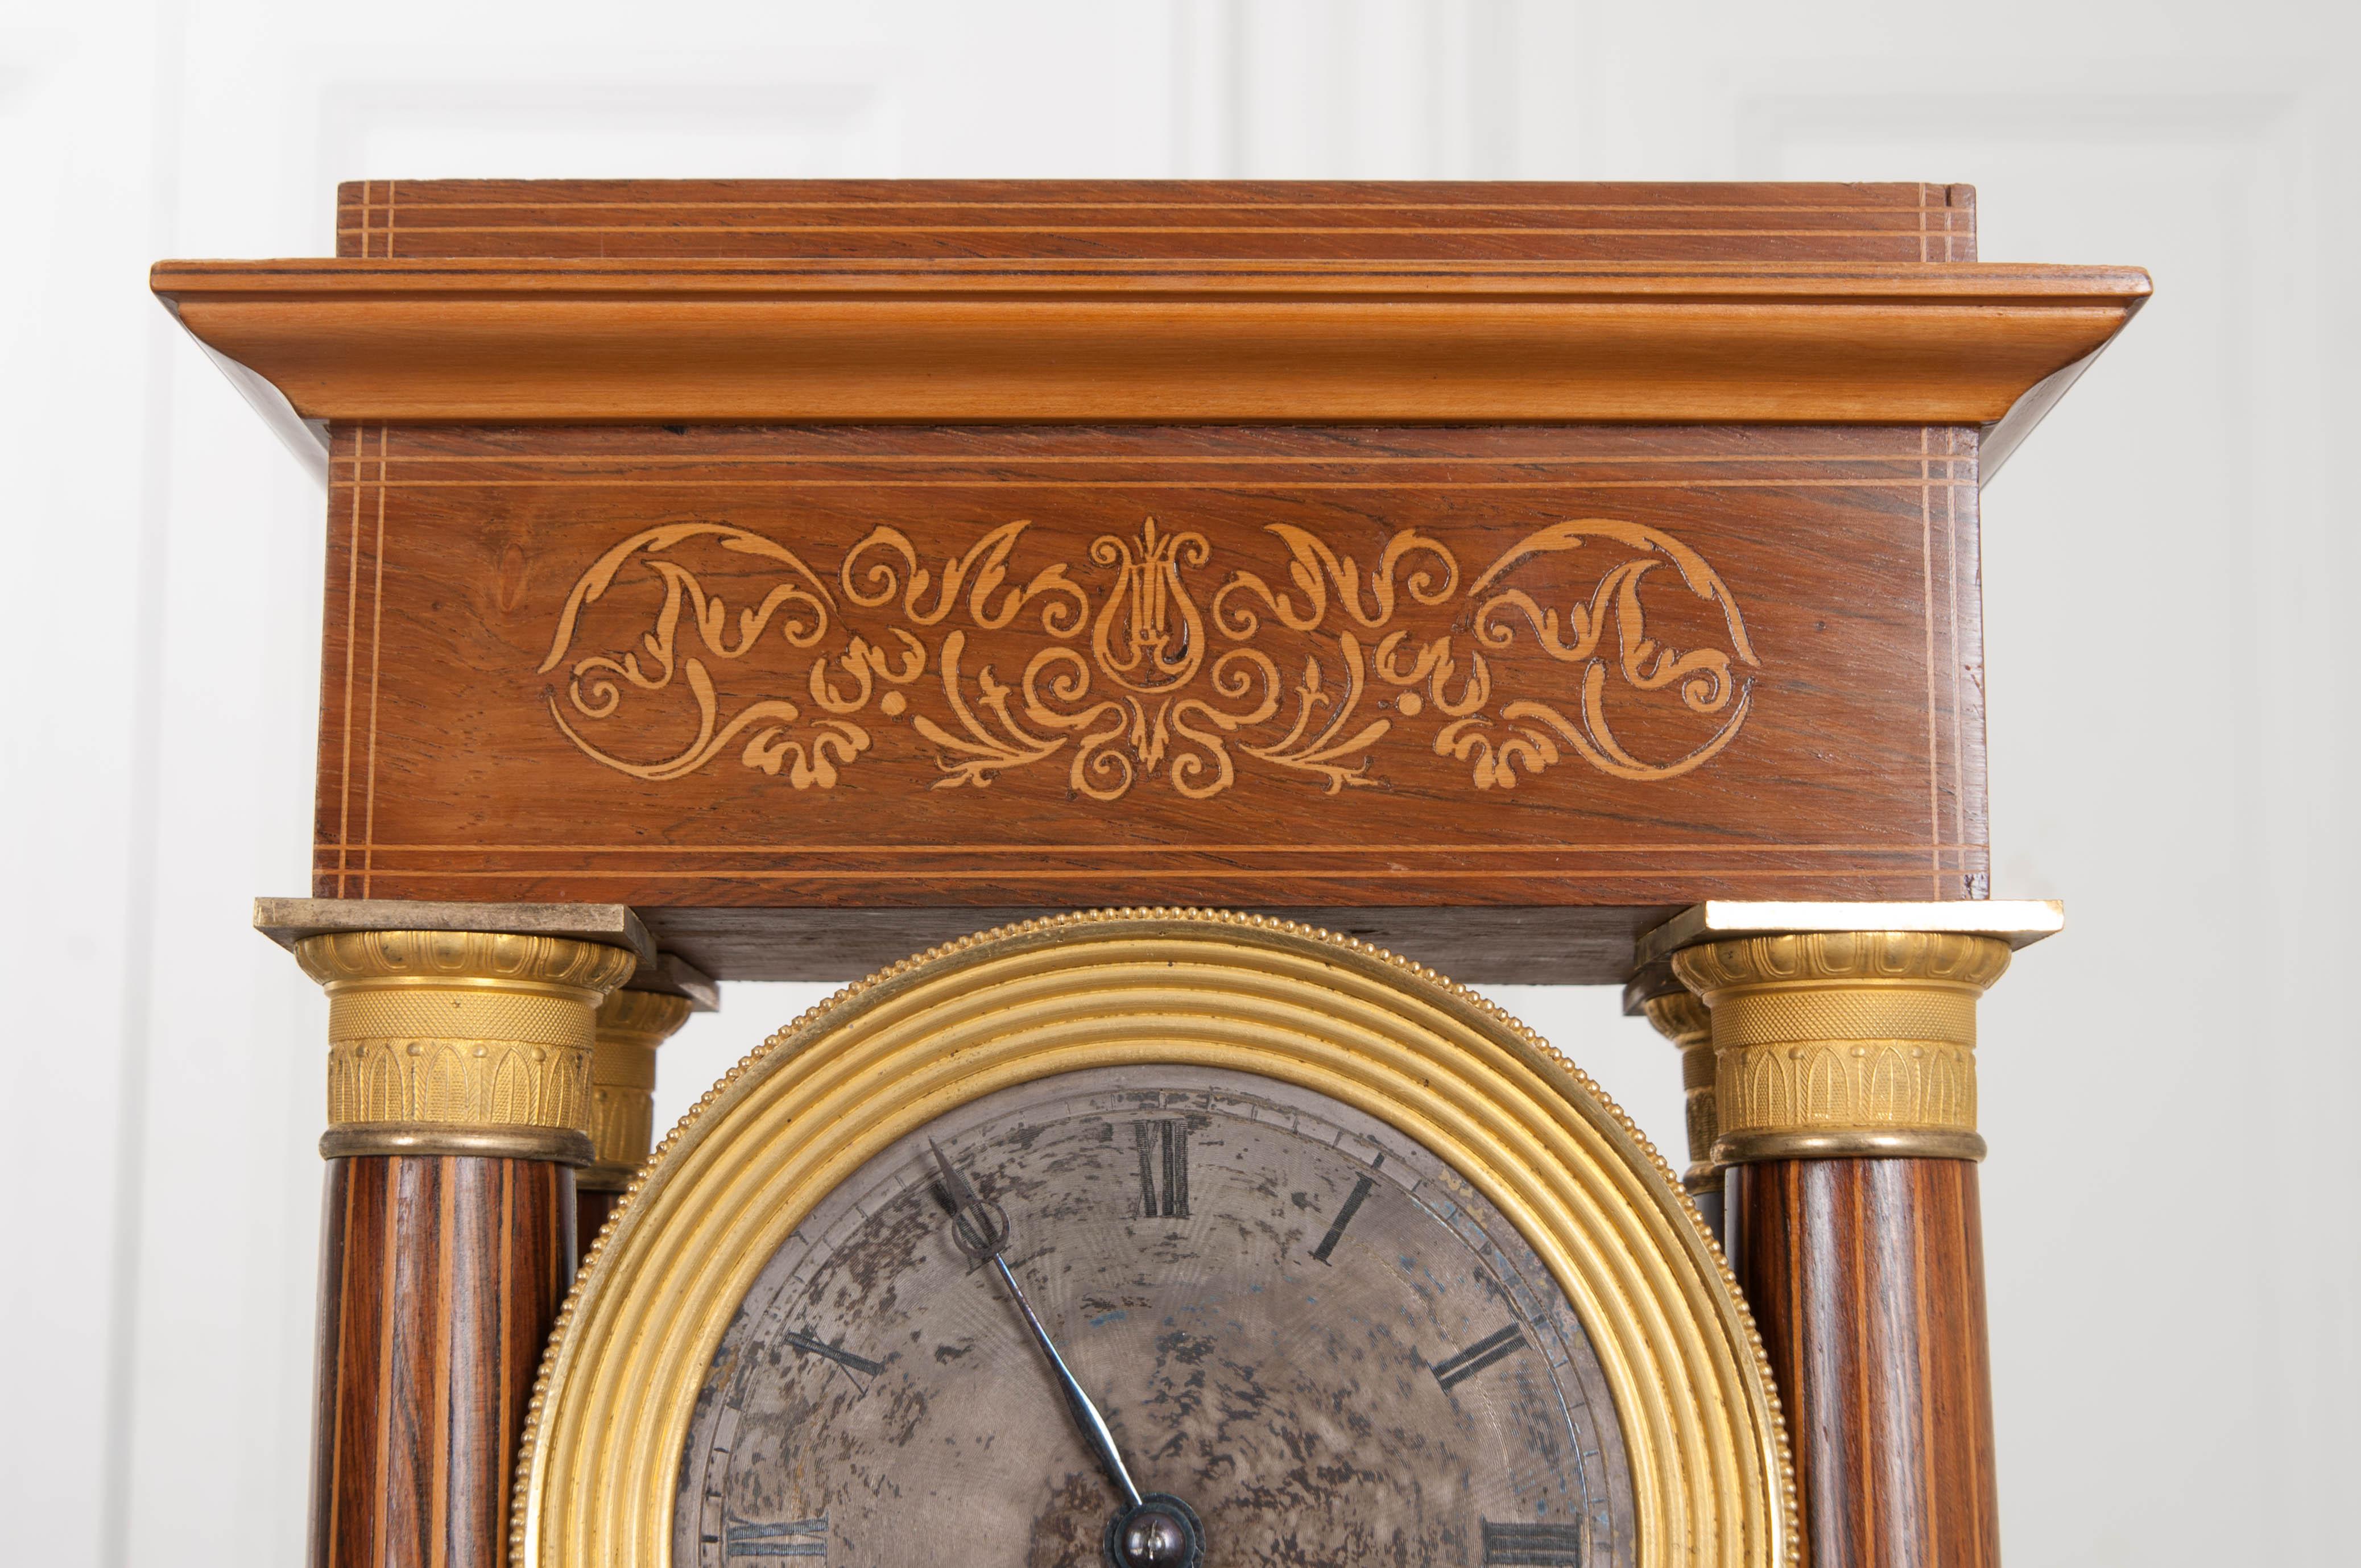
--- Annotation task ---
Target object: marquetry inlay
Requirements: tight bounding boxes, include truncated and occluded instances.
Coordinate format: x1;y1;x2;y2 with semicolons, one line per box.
541;514;1758;801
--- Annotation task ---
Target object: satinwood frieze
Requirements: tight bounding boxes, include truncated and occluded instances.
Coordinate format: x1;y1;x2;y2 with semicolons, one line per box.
315;422;1987;912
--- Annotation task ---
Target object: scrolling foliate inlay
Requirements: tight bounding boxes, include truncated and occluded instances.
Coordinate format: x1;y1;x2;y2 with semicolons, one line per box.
537;515;1759;801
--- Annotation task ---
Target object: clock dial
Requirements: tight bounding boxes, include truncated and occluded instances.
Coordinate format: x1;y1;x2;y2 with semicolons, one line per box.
676;1066;1634;1567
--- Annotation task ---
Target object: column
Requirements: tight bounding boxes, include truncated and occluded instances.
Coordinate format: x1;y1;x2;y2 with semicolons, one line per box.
1671;929;2013;1568
291;924;638;1568
577;986;695;1249
1628;971;1723;1240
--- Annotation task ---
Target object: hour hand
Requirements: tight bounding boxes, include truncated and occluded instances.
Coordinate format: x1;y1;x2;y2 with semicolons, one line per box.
929;1137;1012;1259
929;1140;1144;1511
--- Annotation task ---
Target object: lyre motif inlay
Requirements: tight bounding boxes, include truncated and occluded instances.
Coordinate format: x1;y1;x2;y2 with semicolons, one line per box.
539;514;1760;800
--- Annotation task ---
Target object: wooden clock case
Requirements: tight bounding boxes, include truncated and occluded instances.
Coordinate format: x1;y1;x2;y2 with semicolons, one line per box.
152;179;2145;1568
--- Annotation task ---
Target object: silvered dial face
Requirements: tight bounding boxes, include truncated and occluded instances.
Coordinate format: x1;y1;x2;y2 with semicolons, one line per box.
675;1066;1633;1566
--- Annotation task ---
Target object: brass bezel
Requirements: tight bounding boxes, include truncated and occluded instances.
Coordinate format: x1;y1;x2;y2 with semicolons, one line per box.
512;910;1795;1567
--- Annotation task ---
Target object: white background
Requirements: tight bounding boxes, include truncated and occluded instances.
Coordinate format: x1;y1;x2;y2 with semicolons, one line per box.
3;2;2354;1563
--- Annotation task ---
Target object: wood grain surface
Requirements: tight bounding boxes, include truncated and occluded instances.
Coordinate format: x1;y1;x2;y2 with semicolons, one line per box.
311;1156;575;1568
163;179;2148;981
309;423;1989;949
332;178;1978;262
1727;1158;1997;1568
574;1188;617;1263
144;180;2152;435
149;254;2143;428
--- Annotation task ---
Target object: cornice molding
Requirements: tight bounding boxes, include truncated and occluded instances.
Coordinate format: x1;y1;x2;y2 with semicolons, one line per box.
151;257;2148;442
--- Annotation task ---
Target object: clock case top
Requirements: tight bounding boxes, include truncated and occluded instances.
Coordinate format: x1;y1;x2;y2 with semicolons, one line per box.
151;181;2148;983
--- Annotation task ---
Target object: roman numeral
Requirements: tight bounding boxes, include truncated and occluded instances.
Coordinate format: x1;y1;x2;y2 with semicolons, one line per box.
1430;1321;1528;1391
1481;1520;1583;1565
777;1327;884;1381
1132;1120;1190;1219
726;1517;828;1559
1310;1170;1378;1264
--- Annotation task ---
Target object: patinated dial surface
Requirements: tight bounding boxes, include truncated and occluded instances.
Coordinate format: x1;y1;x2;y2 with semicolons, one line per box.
675;1066;1634;1566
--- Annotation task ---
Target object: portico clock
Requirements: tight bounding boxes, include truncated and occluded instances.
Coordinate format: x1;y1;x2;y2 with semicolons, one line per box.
514;912;1792;1567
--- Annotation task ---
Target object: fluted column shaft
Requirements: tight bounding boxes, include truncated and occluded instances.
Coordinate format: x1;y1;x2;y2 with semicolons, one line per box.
293;929;636;1568
1673;930;2013;1568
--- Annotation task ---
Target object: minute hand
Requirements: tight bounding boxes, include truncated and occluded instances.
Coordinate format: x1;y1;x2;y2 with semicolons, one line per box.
930;1141;1144;1511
